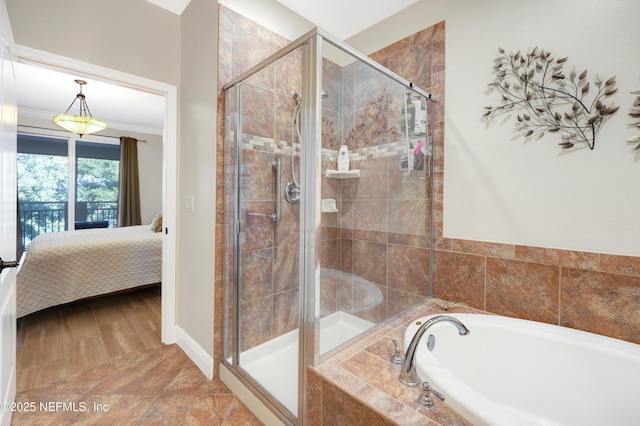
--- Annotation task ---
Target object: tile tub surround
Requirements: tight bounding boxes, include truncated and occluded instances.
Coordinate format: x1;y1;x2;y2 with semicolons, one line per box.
433;241;640;344
307;299;476;425
308;291;640;424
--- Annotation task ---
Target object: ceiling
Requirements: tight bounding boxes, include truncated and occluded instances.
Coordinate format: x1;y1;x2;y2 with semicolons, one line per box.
16;62;165;134
145;0;191;15
16;0;418;136
145;0;418;39
273;0;417;39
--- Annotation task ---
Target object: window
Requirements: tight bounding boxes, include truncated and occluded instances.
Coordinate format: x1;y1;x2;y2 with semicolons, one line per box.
75;141;120;228
17;134;120;247
17;135;68;245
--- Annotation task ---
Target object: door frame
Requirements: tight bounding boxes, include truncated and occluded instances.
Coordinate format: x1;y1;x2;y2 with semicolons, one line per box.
13;45;178;344
0;21;17;426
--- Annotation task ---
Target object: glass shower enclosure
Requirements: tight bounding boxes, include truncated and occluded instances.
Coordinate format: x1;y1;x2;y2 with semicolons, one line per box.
223;28;435;424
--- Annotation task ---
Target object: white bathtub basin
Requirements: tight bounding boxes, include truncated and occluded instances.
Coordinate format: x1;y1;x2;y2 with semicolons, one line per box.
405;313;640;426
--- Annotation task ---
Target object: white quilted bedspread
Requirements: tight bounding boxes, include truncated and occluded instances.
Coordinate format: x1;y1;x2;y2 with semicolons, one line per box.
17;225;162;317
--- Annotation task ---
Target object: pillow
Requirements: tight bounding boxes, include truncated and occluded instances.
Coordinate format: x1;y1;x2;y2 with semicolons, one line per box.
151;213;163;233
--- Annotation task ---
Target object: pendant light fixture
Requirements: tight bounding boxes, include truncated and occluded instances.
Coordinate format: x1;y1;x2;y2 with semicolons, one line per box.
53;79;107;136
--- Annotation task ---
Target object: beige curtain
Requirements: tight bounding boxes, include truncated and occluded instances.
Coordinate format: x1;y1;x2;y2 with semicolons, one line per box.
118;136;142;227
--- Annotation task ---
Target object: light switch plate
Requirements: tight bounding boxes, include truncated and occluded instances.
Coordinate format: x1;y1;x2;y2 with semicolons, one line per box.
185;196;194;212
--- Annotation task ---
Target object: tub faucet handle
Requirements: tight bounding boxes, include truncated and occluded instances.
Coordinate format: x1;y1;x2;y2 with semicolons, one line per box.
417;381;445;410
390;339;403;366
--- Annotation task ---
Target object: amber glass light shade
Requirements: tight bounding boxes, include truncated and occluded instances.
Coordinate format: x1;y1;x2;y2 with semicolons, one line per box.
53;79;107;136
53;113;107;135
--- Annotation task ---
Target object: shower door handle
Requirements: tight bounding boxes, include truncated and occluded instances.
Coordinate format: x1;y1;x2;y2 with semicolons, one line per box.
271;158;281;224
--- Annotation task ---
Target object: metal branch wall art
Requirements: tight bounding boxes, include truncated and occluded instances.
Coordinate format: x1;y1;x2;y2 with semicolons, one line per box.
483;47;619;150
629;90;640;151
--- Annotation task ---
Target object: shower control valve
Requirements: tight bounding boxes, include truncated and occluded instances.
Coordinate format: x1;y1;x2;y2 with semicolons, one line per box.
284;181;301;204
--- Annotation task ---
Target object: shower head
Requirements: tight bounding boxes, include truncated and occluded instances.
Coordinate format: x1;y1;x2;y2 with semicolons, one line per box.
321;89;328;99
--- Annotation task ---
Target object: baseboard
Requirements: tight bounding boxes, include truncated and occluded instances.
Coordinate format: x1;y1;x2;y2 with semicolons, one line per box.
175;326;213;380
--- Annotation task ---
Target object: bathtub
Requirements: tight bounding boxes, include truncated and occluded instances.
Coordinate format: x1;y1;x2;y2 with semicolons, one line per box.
404;313;640;426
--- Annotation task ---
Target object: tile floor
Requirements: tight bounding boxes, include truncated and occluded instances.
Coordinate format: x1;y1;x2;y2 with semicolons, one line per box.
12;287;262;425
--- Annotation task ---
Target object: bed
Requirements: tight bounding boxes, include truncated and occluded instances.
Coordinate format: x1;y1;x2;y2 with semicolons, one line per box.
16;225;162;318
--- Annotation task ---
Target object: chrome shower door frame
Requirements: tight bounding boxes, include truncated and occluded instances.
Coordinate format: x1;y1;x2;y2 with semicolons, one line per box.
228;80;301;425
297;32;322;425
223;29;322;426
222;27;436;426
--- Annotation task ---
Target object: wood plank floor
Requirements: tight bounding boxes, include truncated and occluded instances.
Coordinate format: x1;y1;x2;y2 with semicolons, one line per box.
16;285;163;390
13;286;262;425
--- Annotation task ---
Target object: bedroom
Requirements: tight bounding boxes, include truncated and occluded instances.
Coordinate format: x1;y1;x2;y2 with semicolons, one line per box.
14;60;166;388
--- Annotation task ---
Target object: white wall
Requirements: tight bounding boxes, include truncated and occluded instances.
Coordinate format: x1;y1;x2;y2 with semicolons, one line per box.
136;134;163;224
5;0;180;85
349;0;640;256
177;0;217;362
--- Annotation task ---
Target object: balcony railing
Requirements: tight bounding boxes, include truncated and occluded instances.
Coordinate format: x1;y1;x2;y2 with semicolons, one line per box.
19;201;118;247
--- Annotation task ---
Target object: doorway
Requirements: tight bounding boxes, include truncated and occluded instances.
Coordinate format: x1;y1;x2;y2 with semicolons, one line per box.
13;45;178;344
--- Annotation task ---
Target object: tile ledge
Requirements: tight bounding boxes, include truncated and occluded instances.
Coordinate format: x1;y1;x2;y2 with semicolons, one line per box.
312;299;483;425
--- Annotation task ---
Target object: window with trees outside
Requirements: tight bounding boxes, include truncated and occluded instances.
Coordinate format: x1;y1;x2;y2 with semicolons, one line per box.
17;134;120;248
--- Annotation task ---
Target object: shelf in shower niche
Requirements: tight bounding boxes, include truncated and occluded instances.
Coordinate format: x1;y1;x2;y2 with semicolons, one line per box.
321;199;338;213
325;169;360;179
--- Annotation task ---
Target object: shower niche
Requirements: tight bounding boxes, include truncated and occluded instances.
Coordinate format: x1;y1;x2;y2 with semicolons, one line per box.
222;28;435;425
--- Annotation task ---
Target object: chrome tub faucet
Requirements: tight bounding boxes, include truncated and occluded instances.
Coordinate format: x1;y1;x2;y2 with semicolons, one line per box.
399;315;470;387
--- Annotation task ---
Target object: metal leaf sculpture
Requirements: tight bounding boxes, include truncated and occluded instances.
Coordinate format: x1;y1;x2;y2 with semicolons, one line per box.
483;47;619;150
629;90;640;151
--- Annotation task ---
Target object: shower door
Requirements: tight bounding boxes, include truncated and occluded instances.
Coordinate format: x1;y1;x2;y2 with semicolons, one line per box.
224;45;306;423
316;39;434;358
223;28;435;425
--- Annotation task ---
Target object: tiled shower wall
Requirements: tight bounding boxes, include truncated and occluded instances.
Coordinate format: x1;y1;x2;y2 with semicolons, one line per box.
218;4;434;357
325;57;434;323
220;11;302;353
216;5;291;366
216;9;435;367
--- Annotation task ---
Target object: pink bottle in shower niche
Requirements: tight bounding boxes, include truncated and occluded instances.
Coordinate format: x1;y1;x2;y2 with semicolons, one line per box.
413;140;425;171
